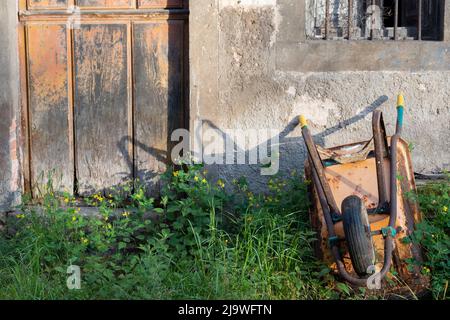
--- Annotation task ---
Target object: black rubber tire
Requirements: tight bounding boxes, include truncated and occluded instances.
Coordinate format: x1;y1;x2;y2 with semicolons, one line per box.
342;195;376;276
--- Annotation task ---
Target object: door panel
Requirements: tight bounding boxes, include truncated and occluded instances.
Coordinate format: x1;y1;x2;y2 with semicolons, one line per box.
74;24;131;195
133;21;183;191
27;24;73;193
77;0;134;8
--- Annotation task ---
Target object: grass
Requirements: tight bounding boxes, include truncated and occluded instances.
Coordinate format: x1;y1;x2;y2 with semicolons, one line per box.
405;177;450;300
0;165;448;300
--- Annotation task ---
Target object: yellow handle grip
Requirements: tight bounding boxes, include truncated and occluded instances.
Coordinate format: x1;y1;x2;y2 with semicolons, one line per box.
397;93;405;108
299;115;308;128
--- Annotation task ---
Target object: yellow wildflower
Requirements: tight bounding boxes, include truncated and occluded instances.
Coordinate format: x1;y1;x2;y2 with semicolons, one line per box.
217;179;225;188
122;211;130;218
194;176;199;182
72;216;77;222
16;214;25;219
443;206;448;213
173;171;179;177
93;194;104;202
201;178;207;184
81;237;89;245
64;198;69;203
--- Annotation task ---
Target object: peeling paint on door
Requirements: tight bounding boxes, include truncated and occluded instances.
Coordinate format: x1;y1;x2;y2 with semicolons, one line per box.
133;21;184;192
27;24;72;194
74;24;130;195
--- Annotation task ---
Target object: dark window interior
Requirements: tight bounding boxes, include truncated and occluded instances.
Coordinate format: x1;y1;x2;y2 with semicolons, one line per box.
383;0;445;40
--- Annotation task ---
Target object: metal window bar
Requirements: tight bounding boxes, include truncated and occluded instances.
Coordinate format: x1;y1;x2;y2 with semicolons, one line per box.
371;0;375;39
418;0;422;40
319;0;426;41
394;0;399;40
348;0;353;39
325;0;330;39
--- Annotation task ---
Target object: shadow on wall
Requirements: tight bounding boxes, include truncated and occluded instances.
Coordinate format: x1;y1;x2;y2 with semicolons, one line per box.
200;95;388;192
114;95;389;195
117;135;166;193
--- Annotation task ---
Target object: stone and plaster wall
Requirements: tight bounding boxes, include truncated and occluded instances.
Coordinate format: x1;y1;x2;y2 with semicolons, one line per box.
1;0;450;210
190;0;450;192
0;1;21;212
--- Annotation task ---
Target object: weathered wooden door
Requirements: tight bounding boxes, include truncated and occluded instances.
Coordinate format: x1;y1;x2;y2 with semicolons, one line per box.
19;0;188;197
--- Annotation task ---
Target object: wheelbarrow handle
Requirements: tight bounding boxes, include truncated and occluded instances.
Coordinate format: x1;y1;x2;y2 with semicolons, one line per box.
396;94;404;134
298;115;341;215
299;115;308;128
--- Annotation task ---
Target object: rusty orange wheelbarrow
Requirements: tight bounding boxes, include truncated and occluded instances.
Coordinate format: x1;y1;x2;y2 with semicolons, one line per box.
300;95;429;294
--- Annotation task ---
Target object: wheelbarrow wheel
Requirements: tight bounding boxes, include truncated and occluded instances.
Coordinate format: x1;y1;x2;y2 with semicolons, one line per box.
342;195;376;277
